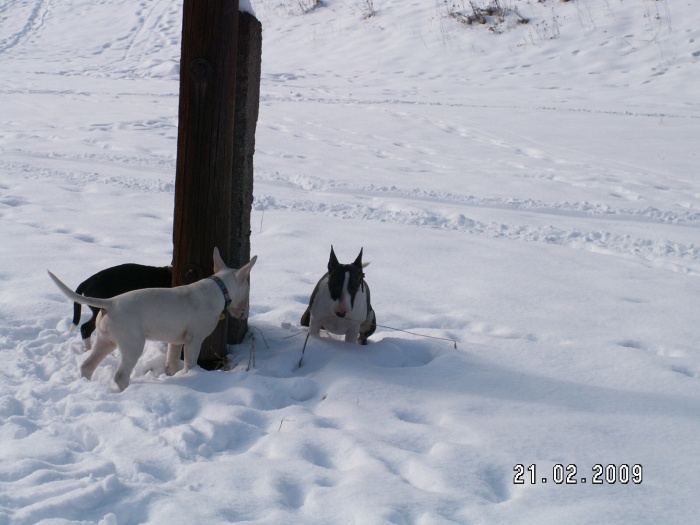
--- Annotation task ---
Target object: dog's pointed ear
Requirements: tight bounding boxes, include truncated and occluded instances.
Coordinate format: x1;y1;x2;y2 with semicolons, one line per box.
353;248;364;269
213;247;228;273
328;245;339;272
236;255;257;283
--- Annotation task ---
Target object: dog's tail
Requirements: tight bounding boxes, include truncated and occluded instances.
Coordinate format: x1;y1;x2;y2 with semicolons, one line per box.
48;271;112;311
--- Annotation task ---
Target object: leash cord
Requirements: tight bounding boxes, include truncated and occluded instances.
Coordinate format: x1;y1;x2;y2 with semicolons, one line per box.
287;322;458;349
296;323;457;368
298;332;311;368
283;321;459;368
373;323;458;349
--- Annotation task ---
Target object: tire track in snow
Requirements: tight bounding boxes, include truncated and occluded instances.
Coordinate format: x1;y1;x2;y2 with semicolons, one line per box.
0;0;51;55
253;191;700;276
0;156;176;193
119;0;179;66
260;90;700;121
256;172;700;227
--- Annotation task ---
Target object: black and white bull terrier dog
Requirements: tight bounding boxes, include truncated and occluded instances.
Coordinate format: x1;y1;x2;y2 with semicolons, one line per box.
300;246;376;345
71;263;173;350
48;248;257;391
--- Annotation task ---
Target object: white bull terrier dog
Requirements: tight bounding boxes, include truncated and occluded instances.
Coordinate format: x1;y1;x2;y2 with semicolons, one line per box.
48;248;257;391
70;263;173;350
300;246;376;345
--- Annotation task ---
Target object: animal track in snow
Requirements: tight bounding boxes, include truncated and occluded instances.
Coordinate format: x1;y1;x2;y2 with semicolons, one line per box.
671;365;697;378
366;339;436;368
618;339;645;350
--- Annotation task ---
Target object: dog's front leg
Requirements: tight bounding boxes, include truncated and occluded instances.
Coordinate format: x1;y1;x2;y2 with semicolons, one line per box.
182;339;204;373
344;326;361;344
165;343;183;376
308;316;322;338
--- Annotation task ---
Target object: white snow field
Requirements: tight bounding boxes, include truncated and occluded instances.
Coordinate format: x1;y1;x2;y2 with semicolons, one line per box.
1;0;699;523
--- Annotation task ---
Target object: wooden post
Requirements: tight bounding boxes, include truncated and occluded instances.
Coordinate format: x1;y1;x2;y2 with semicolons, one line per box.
173;0;239;369
228;11;262;344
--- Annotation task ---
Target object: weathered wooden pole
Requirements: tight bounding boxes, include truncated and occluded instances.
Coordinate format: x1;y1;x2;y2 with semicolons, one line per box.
173;0;258;370
228;10;262;344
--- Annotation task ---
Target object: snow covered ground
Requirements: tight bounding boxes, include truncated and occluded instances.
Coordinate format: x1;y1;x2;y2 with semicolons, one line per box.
1;0;699;523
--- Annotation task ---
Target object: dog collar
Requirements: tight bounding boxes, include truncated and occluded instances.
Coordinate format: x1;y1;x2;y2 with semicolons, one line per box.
208;276;232;309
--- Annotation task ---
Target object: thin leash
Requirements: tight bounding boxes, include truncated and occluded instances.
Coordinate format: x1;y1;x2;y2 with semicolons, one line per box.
374;323;458;349
299;332;311;368
285;323;458;347
295;321;458;367
226;324;458;369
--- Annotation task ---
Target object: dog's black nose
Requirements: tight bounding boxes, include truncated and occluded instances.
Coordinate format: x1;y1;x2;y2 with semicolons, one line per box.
335;312;346;318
